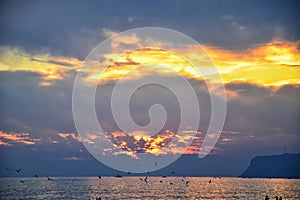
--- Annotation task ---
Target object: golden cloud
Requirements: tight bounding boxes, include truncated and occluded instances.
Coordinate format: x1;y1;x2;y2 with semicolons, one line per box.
82;39;300;87
1;39;299;87
0;46;81;85
104;130;204;158
0;130;36;145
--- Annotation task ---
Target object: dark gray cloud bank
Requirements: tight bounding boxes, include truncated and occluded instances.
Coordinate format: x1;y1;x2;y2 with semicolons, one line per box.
0;0;299;176
1;0;299;59
0;70;299;176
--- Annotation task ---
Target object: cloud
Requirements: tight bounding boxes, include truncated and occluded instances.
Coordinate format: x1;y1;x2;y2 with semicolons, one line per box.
0;131;36;146
128;16;135;22
1;37;299;87
0;14;299;160
102;28;118;38
61;156;84;161
1;0;299;59
0;65;299;158
78;39;300;86
0;46;81;82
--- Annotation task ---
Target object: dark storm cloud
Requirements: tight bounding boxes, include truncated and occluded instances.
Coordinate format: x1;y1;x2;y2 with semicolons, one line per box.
1;0;299;59
0;70;76;135
218;83;300;156
0;69;299;157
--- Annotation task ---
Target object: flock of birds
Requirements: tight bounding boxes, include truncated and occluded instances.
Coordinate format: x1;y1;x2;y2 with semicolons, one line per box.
3;167;54;183
3;167;213;200
3;167;213;186
135;171;200;187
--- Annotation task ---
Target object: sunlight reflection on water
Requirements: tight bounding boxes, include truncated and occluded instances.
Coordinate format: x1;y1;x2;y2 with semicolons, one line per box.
0;177;299;199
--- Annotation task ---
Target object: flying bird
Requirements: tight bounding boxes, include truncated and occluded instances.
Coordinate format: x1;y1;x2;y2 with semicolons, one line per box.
186;181;190;187
144;176;148;183
47;176;53;181
15;169;22;173
20;180;25;183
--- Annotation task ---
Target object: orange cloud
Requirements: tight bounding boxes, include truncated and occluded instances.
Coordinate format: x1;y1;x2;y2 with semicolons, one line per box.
1;39;299;87
0;131;36;145
82;39;300;87
0;46;81;84
0;140;11;146
58;133;82;142
104;130;203;158
201;40;300;86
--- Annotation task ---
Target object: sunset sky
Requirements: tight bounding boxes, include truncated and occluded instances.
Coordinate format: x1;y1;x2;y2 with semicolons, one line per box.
0;0;299;176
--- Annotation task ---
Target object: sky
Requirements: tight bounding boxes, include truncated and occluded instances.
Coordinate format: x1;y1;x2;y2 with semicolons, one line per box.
0;0;299;177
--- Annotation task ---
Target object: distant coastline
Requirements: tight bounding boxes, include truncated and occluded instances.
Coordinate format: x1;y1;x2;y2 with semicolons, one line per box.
241;153;300;179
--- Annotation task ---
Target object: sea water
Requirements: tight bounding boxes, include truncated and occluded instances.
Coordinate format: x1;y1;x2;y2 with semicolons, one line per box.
0;177;299;199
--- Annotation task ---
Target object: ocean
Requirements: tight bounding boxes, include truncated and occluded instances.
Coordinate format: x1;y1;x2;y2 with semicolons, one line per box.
0;177;299;199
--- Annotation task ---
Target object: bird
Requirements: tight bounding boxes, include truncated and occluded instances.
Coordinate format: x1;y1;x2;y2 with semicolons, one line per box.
171;171;175;175
20;180;25;183
209;179;212;183
34;175;38;178
185;181;190;187
15;169;22;173
47;176;53;181
98;176;101;179
144;176;148;183
139;178;144;181
127;171;131;175
159;180;163;183
170;182;173;185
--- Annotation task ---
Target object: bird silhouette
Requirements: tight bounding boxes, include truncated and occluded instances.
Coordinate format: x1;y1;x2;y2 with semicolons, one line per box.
34;175;38;178
209;179;212;183
185;181;190;187
98;176;101;179
15;169;22;173
47;176;53;181
20;180;25;183
144;176;148;183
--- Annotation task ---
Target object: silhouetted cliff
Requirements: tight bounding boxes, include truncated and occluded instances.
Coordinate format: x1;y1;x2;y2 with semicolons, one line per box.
241;153;300;178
